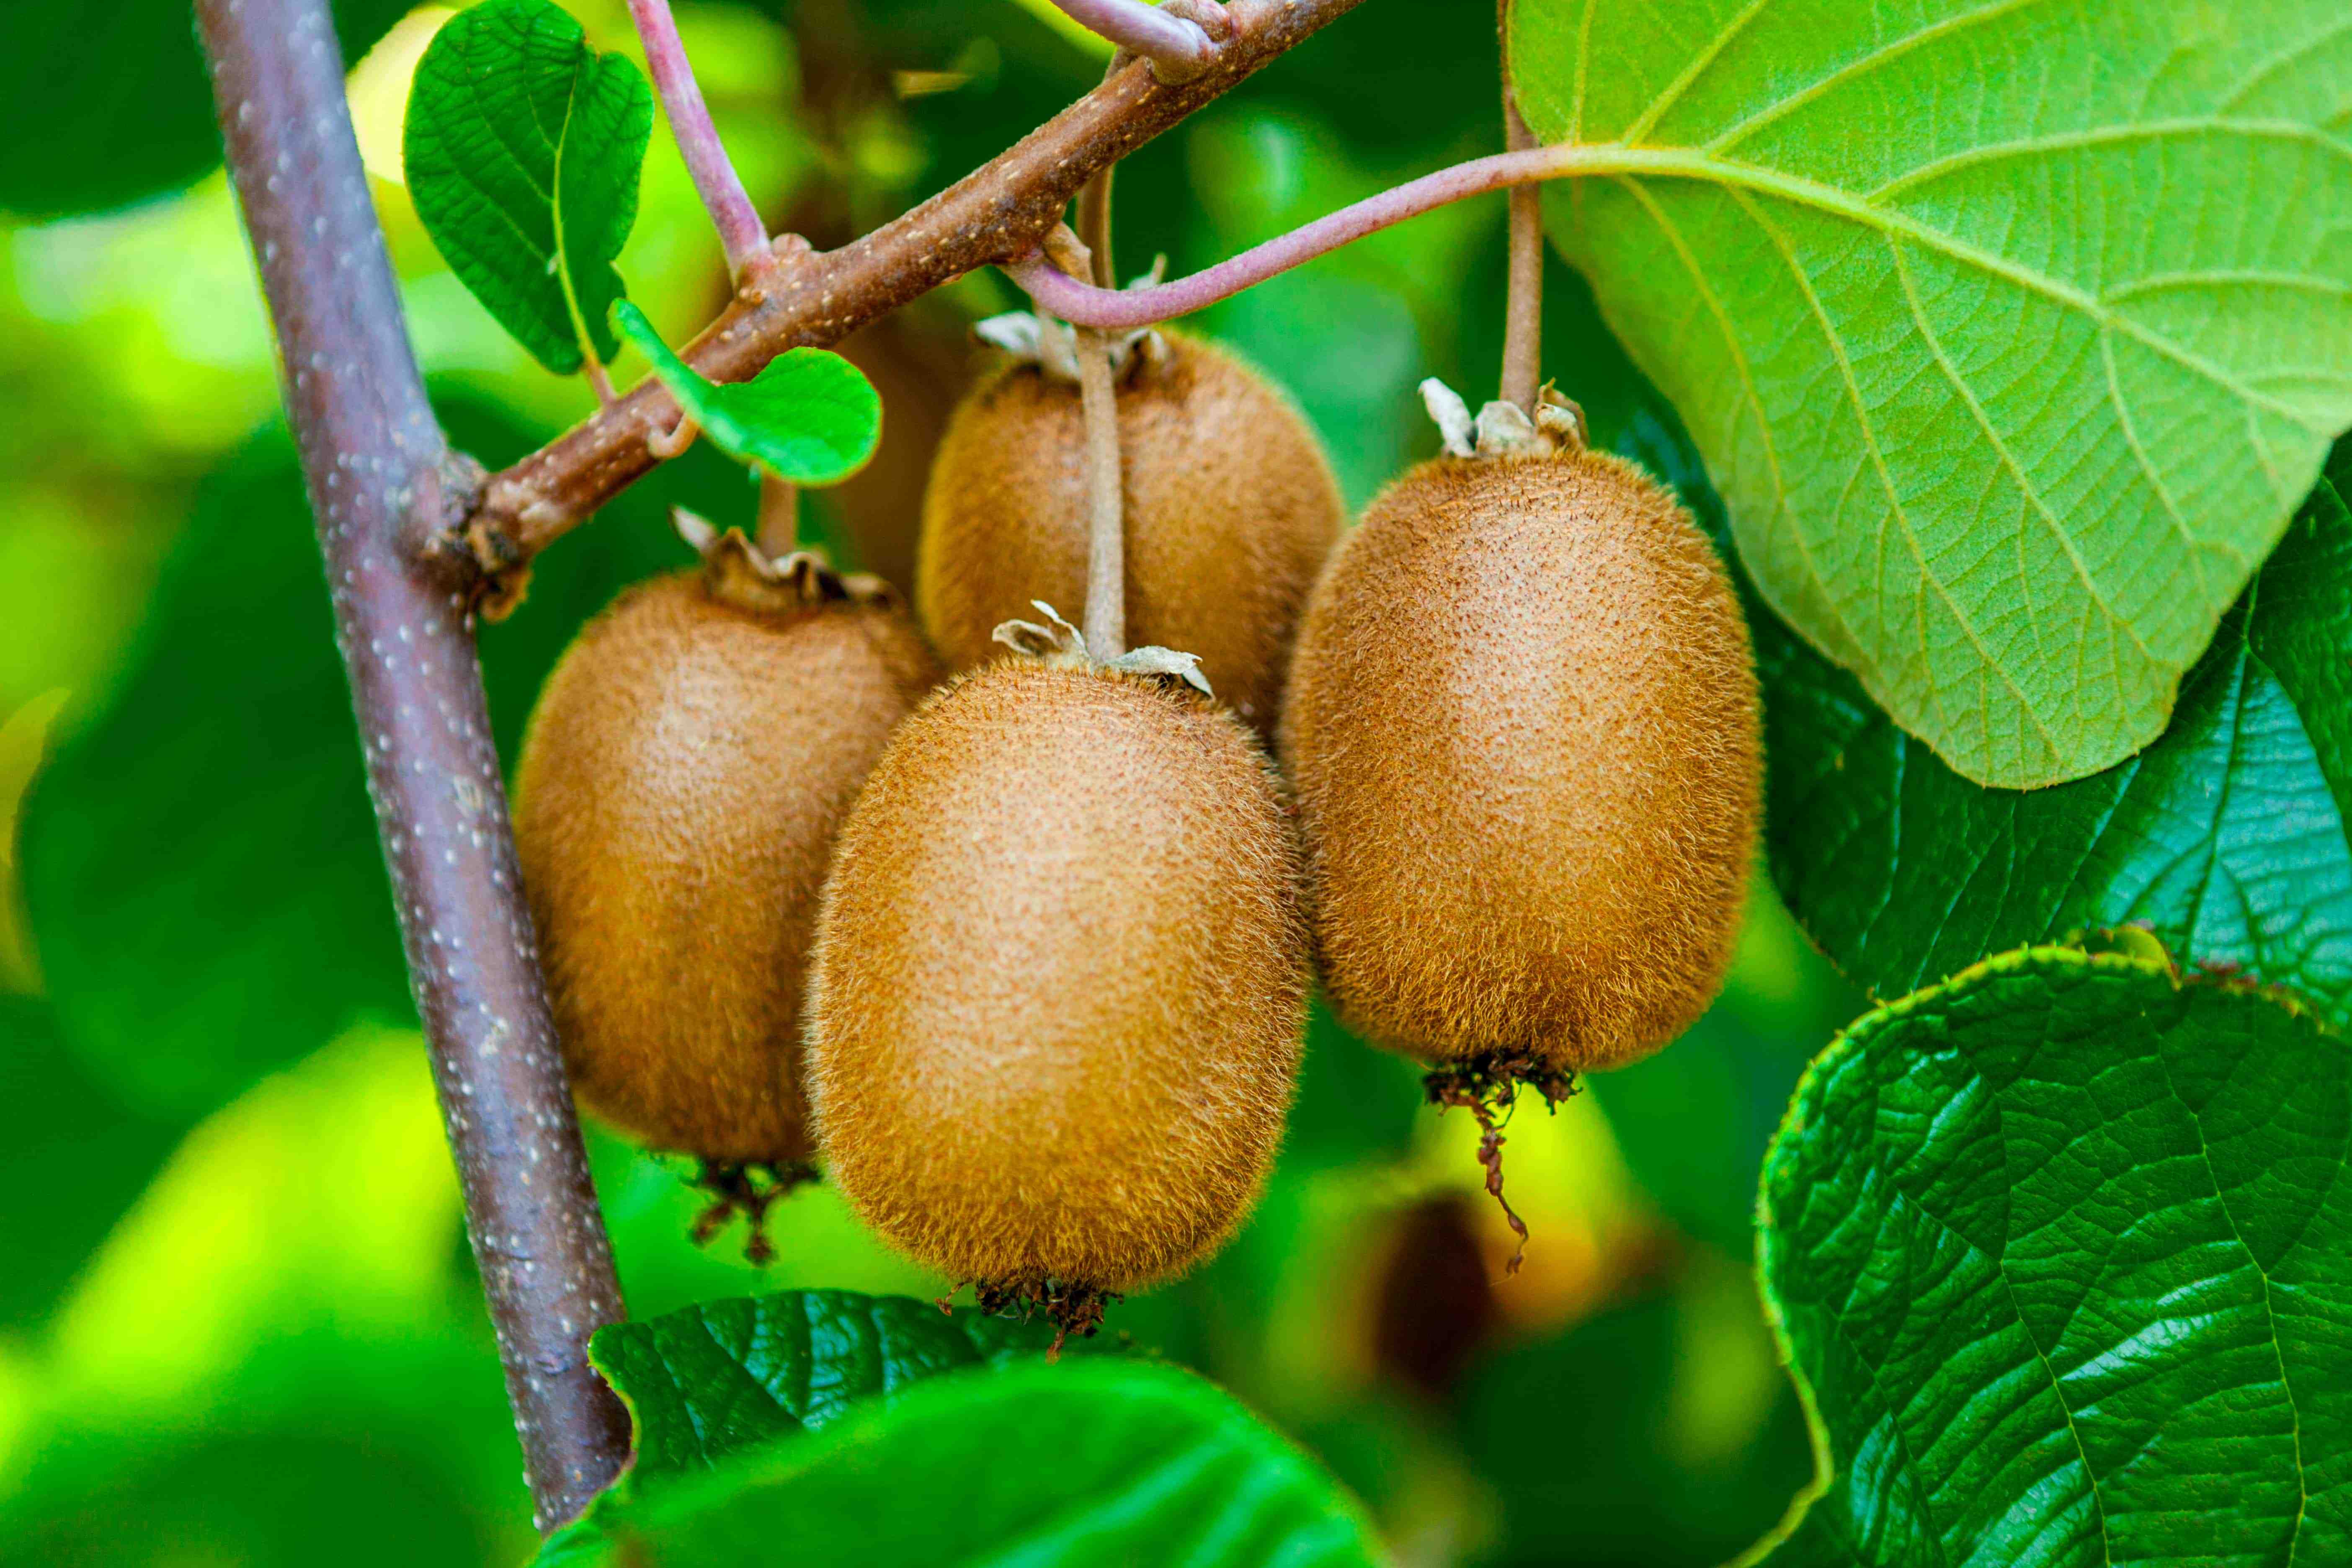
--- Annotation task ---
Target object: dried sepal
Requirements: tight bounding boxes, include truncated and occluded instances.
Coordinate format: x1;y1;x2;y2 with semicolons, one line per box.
674;507;900;616
974;267;1170;387
1418;377;1588;460
992;600;1213;696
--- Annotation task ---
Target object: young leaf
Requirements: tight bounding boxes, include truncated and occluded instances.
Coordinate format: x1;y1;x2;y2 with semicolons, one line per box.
1764;441;2352;1032
614;302;882;486
403;0;651;374
540;1359;1385;1567
591;1289;1119;1483
1752;948;2351;1564
1510;1;2352;789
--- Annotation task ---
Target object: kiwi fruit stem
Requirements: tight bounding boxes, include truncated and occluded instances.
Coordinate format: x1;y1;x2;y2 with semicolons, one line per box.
1075;326;1128;659
757;471;799;560
1498;0;1543;415
1076;166;1117;290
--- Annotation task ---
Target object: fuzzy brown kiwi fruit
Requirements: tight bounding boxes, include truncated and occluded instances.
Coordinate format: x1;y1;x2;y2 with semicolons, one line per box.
513;531;938;1231
805;645;1307;1340
916;330;1344;732
1280;431;1759;1105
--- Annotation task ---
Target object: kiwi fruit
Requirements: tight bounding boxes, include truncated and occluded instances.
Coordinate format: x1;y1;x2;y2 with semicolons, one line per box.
805;639;1307;1339
513;527;938;1209
916;328;1344;731
1280;410;1759;1099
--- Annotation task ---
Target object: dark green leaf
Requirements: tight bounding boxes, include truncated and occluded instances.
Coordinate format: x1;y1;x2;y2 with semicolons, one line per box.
17;391;735;1116
592;1289;1121;1482
0;995;181;1328
1754;948;2351;1564
541;1359;1384;1567
1462;1285;1814;1567
1583;891;1861;1258
404;0;651;373
1762;442;2352;1034
0;0;410;218
614;302;882;486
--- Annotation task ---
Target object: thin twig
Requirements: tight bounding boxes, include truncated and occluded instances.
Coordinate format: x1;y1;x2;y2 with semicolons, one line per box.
469;0;1369;578
757;472;799;560
1498;0;1542;414
1076;327;1127;659
1049;0;1226;80
1076;167;1118;290
196;0;632;1532
1004;142;1604;330
626;0;772;284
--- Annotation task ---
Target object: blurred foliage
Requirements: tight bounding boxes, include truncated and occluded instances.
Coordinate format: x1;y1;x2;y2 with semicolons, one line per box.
0;3;1865;1563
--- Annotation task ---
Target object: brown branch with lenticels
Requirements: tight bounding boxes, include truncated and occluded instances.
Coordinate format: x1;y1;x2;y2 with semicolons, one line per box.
458;0;1372;613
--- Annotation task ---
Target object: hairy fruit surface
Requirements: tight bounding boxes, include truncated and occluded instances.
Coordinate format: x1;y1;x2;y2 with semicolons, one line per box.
806;658;1308;1303
514;549;938;1165
917;333;1343;730
1281;449;1760;1076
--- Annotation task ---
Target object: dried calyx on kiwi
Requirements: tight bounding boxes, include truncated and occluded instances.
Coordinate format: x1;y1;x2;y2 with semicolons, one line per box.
805;602;1307;1353
917;286;1343;733
513;510;938;1264
1279;377;1761;1270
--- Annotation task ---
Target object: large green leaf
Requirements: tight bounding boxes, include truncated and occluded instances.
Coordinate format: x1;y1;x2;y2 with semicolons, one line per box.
592;1289;1119;1481
614;302;883;487
1766;441;2352;1031
404;0;651;374
1752;948;2351;1564
541;1359;1384;1567
16;394;733;1116
1510;1;2352;788
0;996;181;1328
0;0;410;218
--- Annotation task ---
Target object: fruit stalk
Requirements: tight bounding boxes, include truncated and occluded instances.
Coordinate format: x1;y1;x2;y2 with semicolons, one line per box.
626;0;772;284
467;0;1370;583
1076;327;1128;659
758;472;799;558
196;0;632;1530
1498;0;1542;415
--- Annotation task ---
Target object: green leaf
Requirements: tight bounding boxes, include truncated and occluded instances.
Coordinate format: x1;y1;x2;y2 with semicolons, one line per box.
541;1359;1384;1567
1510;1;2352;788
1764;441;2352;1034
614;302;883;486
592;1289;1122;1482
17;392;741;1117
1753;948;2352;1564
403;0;651;374
0;0;411;218
0;996;181;1328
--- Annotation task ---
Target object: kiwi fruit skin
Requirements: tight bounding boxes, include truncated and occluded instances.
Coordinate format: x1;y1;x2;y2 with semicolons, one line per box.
1279;450;1759;1075
805;659;1307;1295
514;570;938;1163
916;333;1344;731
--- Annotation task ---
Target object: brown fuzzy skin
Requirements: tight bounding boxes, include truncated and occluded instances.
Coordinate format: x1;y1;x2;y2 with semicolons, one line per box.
1279;450;1760;1075
514;572;938;1163
916;334;1344;731
805;659;1308;1295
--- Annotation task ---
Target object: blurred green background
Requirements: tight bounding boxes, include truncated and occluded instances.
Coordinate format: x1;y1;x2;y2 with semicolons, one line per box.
0;2;1863;1562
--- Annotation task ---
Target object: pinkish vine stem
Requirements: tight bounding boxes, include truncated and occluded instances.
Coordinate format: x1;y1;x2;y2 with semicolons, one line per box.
1005;142;1603;330
1050;0;1229;80
625;0;771;283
